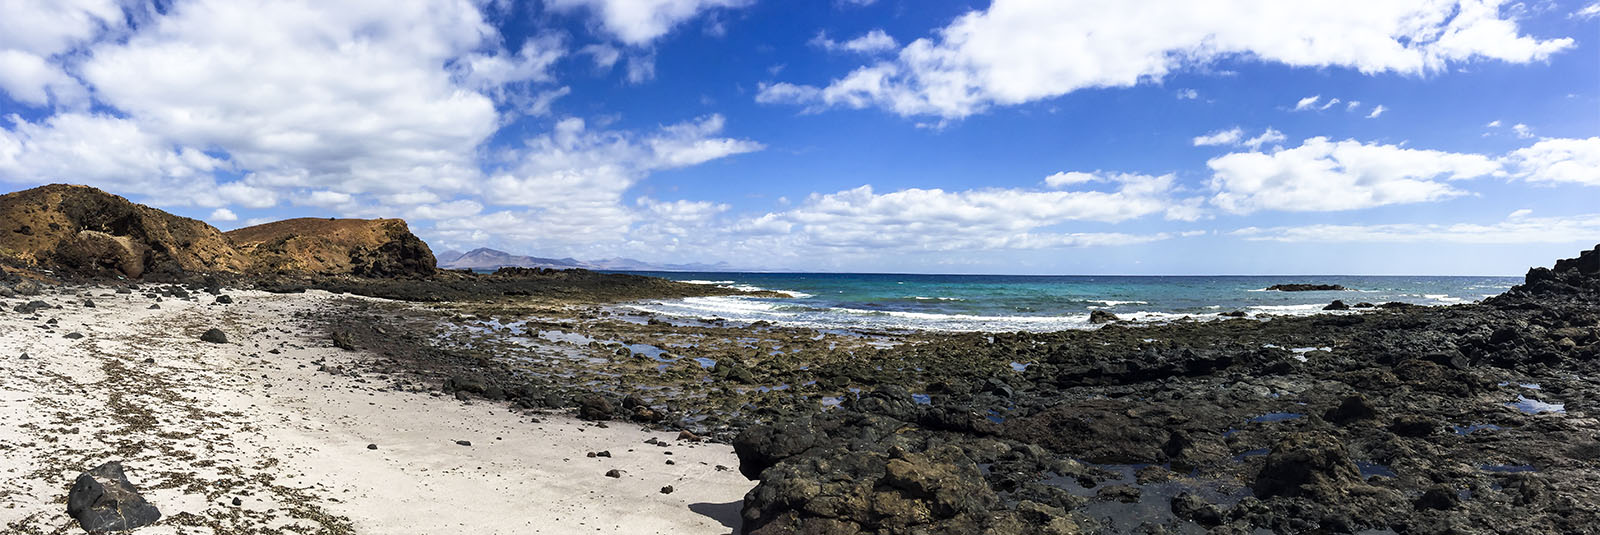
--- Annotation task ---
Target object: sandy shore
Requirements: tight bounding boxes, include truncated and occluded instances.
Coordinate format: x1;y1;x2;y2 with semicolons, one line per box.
1;286;751;534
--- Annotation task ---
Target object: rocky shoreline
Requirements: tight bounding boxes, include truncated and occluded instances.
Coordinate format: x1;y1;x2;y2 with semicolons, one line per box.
5;233;1599;533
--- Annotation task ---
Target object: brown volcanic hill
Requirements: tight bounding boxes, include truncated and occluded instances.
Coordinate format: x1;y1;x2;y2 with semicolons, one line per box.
0;184;247;278
227;217;436;278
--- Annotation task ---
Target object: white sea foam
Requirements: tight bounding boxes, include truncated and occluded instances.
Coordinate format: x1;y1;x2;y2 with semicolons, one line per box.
680;280;735;285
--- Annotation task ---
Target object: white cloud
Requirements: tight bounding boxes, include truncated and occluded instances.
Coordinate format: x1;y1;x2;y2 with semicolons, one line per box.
1575;2;1600;19
1486;119;1502;127
1176;88;1199;100
435;114;761;248
838;0;877;6
0;113;225;204
1193;128;1245;147
1508;208;1532;219
1043;171;1099;187
1242;128;1288;150
1233;213;1600;244
0;0;126;108
1294;95;1322;110
1208;136;1503;213
811;30;898;54
546;0;754;45
1346;100;1362;111
1318;97;1342;110
1512;123;1534;138
74;0;505;200
1503;137;1600;186
1193;127;1285;150
580;43;622;71
625;53;656;83
0;50;88;107
759;0;1574;118
1366;105;1388;118
209;208;239;222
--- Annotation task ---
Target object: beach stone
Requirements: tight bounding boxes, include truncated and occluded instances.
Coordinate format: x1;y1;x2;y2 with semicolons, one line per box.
660;485;674;494
64;332;84;339
15;300;51;314
1088;310;1119;324
1221;310;1248;318
14;280;42;296
577;395;615;421
367;443;378;450
1170;493;1223;526
331;330;358;351
200;328;228;343
1324;300;1350;311
82;299;95;308
455;440;472;446
66;461;162;532
605;469;622;478
215;295;233;304
148;304;160;309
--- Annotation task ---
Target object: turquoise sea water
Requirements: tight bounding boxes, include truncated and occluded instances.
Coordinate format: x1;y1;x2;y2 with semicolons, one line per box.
614;272;1521;332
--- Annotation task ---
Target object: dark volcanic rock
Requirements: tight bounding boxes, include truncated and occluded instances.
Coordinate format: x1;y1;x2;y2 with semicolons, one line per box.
1266;283;1348;292
66;461;162;532
1252;432;1364;499
1323;299;1350;311
200;328;228;344
1323;394;1377;425
577;395;615;421
1088;310;1119;324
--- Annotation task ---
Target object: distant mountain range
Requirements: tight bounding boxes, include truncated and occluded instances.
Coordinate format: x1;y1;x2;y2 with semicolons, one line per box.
435;247;746;272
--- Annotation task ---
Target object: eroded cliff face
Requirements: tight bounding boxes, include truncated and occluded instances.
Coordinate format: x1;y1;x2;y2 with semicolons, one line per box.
0;184;437;279
0;184;247;278
226;217;436;278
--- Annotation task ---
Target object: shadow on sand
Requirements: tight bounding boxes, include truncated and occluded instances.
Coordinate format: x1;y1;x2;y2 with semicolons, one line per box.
690;500;743;532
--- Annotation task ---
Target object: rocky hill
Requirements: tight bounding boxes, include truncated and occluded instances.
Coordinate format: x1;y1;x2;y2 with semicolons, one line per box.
226;218;436;278
0;184;248;278
440;247;582;270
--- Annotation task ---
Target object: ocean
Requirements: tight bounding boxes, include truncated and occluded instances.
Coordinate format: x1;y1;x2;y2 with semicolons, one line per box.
613;272;1521;332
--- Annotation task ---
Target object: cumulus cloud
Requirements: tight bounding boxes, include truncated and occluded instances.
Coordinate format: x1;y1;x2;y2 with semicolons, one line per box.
546;0;754;46
811;29;898;54
758;0;1573;118
209;208;238;222
1193;127;1285;150
1193;128;1245;147
1233;213;1600;244
1503;137;1600;186
1176;88;1199;100
433;114;762;249
0;0;126;108
1512;123;1534;138
1207;137;1503;213
0;113;226;204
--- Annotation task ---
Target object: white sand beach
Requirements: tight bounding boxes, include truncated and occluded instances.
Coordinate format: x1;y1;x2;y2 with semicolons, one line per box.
0;286;751;534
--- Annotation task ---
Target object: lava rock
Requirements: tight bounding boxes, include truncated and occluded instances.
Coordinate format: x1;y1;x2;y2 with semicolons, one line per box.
331;330;358;351
66;461;162;532
1267;283;1348;291
1170;492;1223;526
215;295;233;304
1252;432;1364;499
200;328;228;344
1088;310;1120;324
1324;300;1350;311
577;395;616;421
605;469;622;478
660;485;674;494
1324;394;1378;425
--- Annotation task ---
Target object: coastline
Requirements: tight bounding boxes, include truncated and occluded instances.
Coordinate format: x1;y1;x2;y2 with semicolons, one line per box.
1;287;751;534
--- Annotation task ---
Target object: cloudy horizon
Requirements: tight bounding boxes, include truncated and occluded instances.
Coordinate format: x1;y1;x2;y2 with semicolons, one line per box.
1;0;1596;275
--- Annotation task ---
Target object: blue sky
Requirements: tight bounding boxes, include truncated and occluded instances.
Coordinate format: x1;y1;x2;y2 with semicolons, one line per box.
1;0;1597;275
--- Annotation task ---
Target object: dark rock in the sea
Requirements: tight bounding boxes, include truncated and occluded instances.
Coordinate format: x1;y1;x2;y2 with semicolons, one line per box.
1324;394;1378;425
66;461;162;532
1095;484;1141;503
1221;310;1249;317
200;328;228;344
1323;300;1350;311
577;395;615;421
1088;310;1119;324
215;295;233;304
1170;492;1223;527
1252;432;1364;499
1353;301;1376;308
1266;283;1348;292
